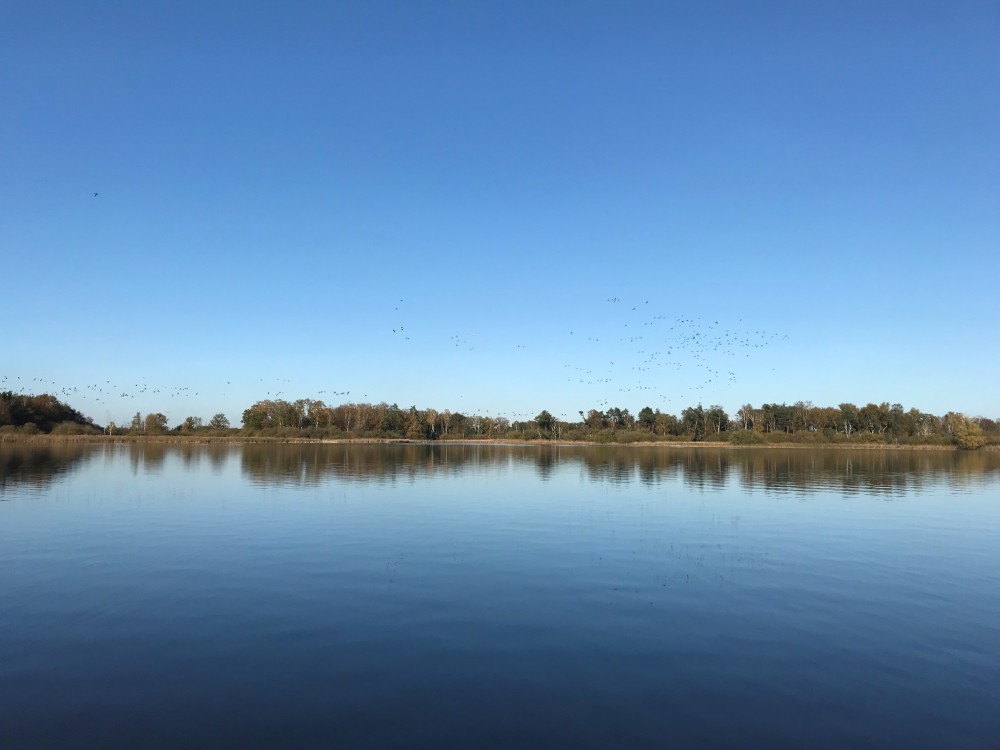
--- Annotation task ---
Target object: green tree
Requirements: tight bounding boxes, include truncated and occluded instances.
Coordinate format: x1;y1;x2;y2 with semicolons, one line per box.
761;403;794;433
535;410;555;437
654;411;679;436
792;401;813;432
811;406;841;435
858;403;892;436
405;406;432;439
0;391;91;432
605;407;625;431
584;409;606;430
706;405;729;434
209;413;230;429
242;402;271;430
681;405;706;440
838;403;860;437
735;404;755;431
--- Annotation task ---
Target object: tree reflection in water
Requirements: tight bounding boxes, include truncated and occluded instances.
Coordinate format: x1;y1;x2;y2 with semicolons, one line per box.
0;443;94;495
2;442;996;498
233;443;999;497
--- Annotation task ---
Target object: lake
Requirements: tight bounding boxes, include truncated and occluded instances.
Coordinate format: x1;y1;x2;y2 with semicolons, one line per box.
2;442;999;749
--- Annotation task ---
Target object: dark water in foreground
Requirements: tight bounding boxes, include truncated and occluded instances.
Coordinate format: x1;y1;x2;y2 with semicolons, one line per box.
2;443;999;749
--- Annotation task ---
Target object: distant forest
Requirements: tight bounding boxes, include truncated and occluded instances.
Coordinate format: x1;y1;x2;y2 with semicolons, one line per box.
1;391;996;450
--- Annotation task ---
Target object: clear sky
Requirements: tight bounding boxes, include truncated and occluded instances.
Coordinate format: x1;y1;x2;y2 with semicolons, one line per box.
3;1;998;427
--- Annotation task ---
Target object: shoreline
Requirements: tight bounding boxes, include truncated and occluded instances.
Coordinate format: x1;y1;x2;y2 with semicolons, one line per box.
0;434;979;451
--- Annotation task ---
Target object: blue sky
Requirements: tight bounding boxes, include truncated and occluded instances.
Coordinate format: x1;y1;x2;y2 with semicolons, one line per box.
3;1;998;426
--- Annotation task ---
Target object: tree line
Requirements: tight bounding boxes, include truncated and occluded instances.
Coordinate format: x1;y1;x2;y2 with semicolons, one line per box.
0;391;94;434
232;398;994;448
2;392;996;449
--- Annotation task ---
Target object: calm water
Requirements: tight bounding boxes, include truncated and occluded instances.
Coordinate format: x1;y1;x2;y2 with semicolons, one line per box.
2;443;999;749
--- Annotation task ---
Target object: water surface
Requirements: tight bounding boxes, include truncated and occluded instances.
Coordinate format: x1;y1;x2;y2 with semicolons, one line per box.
2;443;999;748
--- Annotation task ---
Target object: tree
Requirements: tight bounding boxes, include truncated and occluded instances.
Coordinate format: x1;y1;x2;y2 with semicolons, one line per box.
275;400;303;429
859;403;891;436
792;401;814;432
605;407;624;431
585;409;606;430
405;406;432;439
900;407;923;437
0;392;91;432
619;408;634;431
706;405;729;434
299;399;326;428
946;412;985;450
181;416;203;432
469;415;483;435
760;403;794;433
209;413;231;429
242;401;272;430
888;403;905;436
535;410;555;437
144;413;168;433
654;411;679;436
354;403;369;432
681;405;706;440
838;403;860;437
736;404;756;431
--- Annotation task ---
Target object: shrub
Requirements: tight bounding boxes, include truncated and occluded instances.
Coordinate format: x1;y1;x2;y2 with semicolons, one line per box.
729;430;765;445
51;421;94;435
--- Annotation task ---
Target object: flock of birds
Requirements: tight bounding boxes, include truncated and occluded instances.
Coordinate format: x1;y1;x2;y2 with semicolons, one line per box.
0;193;790;427
6;289;787;426
1;375;203;408
0;370;377;425
372;294;788;424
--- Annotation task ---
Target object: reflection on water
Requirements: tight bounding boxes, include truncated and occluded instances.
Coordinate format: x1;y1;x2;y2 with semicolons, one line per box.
1;441;999;749
117;441;235;476
235;443;1000;496
3;442;998;497
0;442;92;495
